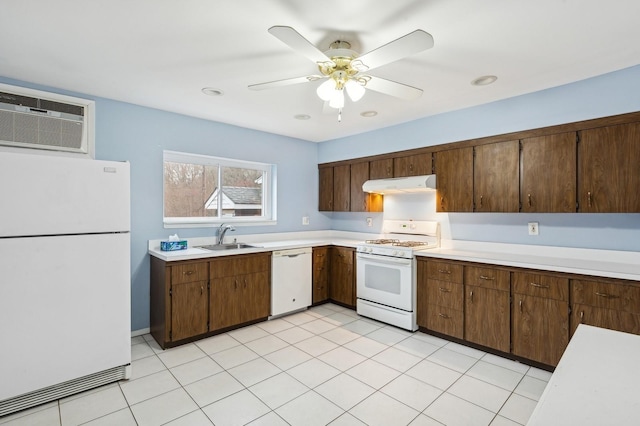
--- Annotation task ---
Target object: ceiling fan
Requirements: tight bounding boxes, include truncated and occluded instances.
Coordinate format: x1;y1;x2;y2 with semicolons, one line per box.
249;26;434;120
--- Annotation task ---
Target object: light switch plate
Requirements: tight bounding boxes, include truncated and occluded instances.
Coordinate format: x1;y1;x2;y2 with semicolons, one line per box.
302;216;310;225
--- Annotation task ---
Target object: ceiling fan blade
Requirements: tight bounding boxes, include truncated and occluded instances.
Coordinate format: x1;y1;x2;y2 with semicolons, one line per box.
249;75;324;91
268;26;332;65
356;30;434;71
365;76;423;100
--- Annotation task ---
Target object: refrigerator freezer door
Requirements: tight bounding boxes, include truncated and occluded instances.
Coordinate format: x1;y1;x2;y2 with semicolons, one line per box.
0;152;130;237
0;232;131;401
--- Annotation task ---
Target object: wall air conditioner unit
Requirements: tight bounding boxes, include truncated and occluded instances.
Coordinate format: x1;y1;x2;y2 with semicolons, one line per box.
0;83;95;158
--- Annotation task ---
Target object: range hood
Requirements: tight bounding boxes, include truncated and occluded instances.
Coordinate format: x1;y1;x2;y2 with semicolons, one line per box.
362;175;437;194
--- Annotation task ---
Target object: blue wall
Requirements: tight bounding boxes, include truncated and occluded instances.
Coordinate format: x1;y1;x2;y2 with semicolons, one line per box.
320;65;640;253
2;65;640;332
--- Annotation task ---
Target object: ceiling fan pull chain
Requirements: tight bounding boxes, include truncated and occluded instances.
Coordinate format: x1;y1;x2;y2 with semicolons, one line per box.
338;108;342;122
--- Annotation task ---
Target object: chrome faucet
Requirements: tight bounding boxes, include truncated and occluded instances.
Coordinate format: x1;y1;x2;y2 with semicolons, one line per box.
216;223;235;245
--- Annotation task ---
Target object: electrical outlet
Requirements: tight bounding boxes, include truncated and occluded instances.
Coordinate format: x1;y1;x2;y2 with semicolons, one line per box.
302;216;310;225
366;217;373;227
528;222;539;235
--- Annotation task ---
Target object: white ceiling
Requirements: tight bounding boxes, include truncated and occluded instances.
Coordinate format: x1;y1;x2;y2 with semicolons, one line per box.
2;1;639;142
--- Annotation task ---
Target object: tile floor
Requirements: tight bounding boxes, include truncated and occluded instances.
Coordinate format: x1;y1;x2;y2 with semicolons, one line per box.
0;303;551;426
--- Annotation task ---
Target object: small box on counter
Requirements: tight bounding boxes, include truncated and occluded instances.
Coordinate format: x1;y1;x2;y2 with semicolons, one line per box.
160;240;188;251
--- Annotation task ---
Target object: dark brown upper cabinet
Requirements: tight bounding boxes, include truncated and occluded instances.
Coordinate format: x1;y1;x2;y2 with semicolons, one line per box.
394;153;432;177
369;158;394;179
435;147;473;212
578;122;640;212
520;132;577;213
318;166;333;212
474;140;520;212
333;164;351;212
350;161;383;213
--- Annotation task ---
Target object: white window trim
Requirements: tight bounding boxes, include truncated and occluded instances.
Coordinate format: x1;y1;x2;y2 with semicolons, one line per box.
163;150;277;228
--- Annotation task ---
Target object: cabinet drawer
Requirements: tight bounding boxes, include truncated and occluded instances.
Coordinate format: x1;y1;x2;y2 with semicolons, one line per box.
572;279;640;313
210;253;270;279
171;262;208;284
571;303;640;336
426;280;463;310
512;272;569;301
426;260;463;284
426;304;463;339
464;266;510;291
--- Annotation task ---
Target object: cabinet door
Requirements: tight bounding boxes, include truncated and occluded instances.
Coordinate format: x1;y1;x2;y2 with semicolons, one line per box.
521;132;576;212
318;166;334;211
416;258;429;328
571;304;640;337
171;280;209;341
435;147;473;212
393;153;432;177
370;158;393;179
350;161;383;212
333;164;351;212
312;247;329;304
512;294;569;366
464;286;510;352
209;277;241;330
240;271;270;323
578;122;640;212
474;141;519;212
426;304;463;339
329;247;354;307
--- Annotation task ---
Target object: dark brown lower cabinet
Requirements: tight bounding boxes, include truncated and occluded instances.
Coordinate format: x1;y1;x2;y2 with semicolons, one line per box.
312;247;330;304
171;280;208;341
329;246;355;307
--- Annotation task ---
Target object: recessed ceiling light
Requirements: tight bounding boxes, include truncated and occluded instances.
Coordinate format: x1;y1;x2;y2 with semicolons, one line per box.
201;87;224;96
294;114;311;120
361;111;378;117
471;75;498;86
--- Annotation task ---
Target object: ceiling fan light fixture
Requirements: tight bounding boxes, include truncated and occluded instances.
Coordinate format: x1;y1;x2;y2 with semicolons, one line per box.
316;79;335;101
329;89;345;109
345;79;365;102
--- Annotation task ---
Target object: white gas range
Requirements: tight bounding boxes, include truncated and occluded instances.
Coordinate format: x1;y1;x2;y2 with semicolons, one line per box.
356;220;440;331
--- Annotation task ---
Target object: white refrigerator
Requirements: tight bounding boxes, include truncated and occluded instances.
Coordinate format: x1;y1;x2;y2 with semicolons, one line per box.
0;151;131;416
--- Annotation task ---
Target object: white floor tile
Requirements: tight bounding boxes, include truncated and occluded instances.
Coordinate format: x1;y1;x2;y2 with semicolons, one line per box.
513;375;548;401
275;326;315;344
315;374;376;410
131;342;155;361
209;344;259;369
490;415;522;426
144;336;165;354
393;336;441;358
120;370;180;405
411;332;449;347
526;366;553;382
346;359;401;389
295;335;339;356
481;353;530;374
343;336;389;357
498;393;538;425
427;348;479;373
350;391;420;426
300;318;339;334
246;411;290;426
169;356;224;386
245;334;290;356
59;385;128;425
320;327;362;345
318;346;367;371
443;341;486;359
256;318;296;334
249;372;309;409
306;305;337;318
282;311;317;325
130;388;198;426
466;360;526;391
408;414;447;426
380;374;442;412
372;347;422;372
287;358;341;388
447;375;511;413
366;327;409;346
202;389;270;426
183;371;244;407
227;357;281;387
131;335;146;345
130;355;166;381
81;408;137;426
323;312;358;326
157;343;206;369
405;359;462;390
163;409;214;425
0;405;61;426
276;390;344;426
263;345;313;370
228;324;270;343
424;393;495;426
194;333;240;355
341;319;383;336
329;412;368;426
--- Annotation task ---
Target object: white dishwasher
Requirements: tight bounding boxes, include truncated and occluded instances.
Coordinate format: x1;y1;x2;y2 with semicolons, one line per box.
271;247;312;317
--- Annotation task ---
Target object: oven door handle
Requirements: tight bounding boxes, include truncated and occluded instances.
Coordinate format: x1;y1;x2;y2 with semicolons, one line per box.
356;253;412;266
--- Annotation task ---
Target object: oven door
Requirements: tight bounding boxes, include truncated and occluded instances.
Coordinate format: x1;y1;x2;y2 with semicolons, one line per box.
356;252;414;311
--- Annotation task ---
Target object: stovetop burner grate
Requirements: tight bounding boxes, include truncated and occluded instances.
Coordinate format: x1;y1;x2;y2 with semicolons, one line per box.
392;241;431;248
365;238;400;245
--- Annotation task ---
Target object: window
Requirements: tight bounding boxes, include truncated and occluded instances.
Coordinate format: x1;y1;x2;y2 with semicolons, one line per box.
163;150;276;227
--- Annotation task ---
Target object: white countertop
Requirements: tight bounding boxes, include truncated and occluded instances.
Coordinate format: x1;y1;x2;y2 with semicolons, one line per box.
148;231;640;281
527;324;640;425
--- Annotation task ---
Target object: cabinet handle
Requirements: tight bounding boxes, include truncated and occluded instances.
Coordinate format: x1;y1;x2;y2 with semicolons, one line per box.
579;311;584;322
438;313;449;319
479;195;483;208
529;282;549;289
386;166;391;175
234;279;238;290
595;292;616;299
438;269;451;274
183;270;195;275
587;191;592;207
200;286;203;295
519;300;523;313
244;278;248;289
409;164;414;172
438;287;450;293
527;194;532;207
479;275;494;281
469;290;474;303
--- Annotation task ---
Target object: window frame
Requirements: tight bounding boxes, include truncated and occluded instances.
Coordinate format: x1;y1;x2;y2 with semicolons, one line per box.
163;150;277;228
